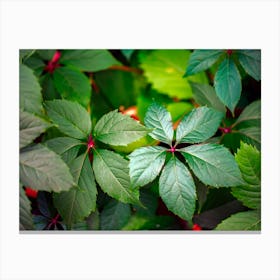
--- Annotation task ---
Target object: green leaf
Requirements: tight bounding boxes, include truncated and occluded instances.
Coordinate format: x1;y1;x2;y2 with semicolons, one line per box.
53;67;91;108
45;137;83;163
139;50;208;99
45;99;91;140
20;49;35;62
20;64;43;115
159;156;196;221
215;210;260;230
94;109;149;146
237;50;261;81
20;144;75;192
20;111;52;149
36;49;56;61
40;73;61;100
20;186;34;230
214;58;242;114
237;127;261;149
234;100;261;126
144;103;174;145
100;199;131;230
93;149;140;204
128;146;167;187
181;143;244;187
232;142;261;209
60;50;120;72
184;50;224;76
176;107;224;145
166;102;193;122
53;154;97;227
190;82;226;113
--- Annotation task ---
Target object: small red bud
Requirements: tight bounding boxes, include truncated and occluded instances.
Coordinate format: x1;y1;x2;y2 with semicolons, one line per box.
25;187;38;199
192;224;202;231
227;50;233;56
87;135;95;149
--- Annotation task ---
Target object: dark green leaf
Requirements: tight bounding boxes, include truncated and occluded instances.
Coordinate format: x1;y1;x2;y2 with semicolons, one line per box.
215;210;261;230
133;189;159;216
234;100;261;126
176;107;224;145
144;103;174;145
45;99;91;140
20;64;43;115
190;82;226;113
86;210;100;230
94;109;149;146
20;186;34;230
237;127;261;149
237;50;261;81
20;111;52;149
159;156;196;221
232;142;261;209
53;154;97;227
100;199;131;230
185;50;224;76
214;58;242;114
181;143;244;187
53;67;91;107
40;73;61;100
36;49;56;61
93;149;140;204
60;50;120;72
128;146;167;187
20;49;35;62
20;144;75;192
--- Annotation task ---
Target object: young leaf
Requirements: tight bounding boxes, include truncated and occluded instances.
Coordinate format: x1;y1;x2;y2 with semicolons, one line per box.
144;103;174;145
236;50;261;81
20;186;34;230
181;143;244;187
215;210;260;230
53;154;97;227
128;146;167;187
214;58;242;114
60;50;120;72
45;99;91;140
190;82;226;113
93;149;140;204
20;144;75;192
53;67;91;108
184;50;224;76
20;111;52;149
231;142;261;209
94;110;149;146
159;156;196;221
20;64;43;115
100;199;131;230
176;107;224;145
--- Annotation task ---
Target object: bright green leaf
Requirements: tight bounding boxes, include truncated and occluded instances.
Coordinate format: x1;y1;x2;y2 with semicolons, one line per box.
159;156;196;221
234;100;261;126
20;144;75;192
167;102;193;122
214;58;242;114
185;50;224;76
144;103;174;145
20;186;34;230
20;111;52;149
181;143;244;187
176;107;224;145
53;67;91;108
45;99;91;140
94;110;149;146
53;154;97;227
93;149;140;204
128;146;167;187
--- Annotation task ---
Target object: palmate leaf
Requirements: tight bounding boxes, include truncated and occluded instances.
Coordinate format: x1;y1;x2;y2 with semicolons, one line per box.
144;103;174;145
180;144;244;187
60;50;120;72
159;156;196;221
20;111;52;149
94;110;150;146
214;58;242;114
215;210;261;230
128;146;167;187
232;142;261;209
184;50;224;76
234;100;261;126
20;144;75;192
45;99;92;140
20;186;34;230
93;149;140;204
53;154;97;227
175;107;224;145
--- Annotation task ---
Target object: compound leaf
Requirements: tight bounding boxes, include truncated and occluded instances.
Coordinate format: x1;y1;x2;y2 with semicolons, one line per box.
159;156;196;221
181;143;244;187
20;186;34;230
176;107;224;145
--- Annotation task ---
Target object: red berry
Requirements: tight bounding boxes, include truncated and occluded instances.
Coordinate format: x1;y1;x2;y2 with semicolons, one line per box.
192;224;202;230
25;187;38;199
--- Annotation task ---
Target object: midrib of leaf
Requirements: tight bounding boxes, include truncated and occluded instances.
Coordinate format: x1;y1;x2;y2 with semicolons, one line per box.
61;142;85;156
153;52;185;74
191;52;222;73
